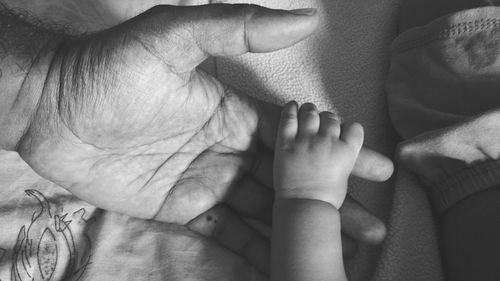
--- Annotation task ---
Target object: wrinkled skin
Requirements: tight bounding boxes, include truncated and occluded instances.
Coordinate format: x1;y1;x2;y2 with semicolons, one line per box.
4;2;393;270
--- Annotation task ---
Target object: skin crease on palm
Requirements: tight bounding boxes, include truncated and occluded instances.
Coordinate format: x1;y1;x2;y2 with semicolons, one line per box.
1;0;394;262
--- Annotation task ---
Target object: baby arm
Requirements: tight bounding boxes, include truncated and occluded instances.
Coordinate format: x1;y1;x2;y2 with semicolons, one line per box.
271;102;364;281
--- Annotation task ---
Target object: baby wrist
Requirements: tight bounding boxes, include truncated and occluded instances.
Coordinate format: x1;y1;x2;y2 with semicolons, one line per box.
275;181;348;209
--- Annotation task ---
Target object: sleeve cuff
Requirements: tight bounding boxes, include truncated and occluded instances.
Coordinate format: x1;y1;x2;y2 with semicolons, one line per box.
432;159;500;214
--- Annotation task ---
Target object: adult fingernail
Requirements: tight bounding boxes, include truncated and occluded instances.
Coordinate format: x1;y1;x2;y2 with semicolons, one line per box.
289;8;317;16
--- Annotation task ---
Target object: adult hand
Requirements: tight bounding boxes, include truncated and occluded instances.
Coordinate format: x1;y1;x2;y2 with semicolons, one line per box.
19;3;324;223
9;2;393;270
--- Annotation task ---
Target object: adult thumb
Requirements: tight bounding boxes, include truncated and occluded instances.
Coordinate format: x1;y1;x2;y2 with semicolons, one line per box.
124;4;319;72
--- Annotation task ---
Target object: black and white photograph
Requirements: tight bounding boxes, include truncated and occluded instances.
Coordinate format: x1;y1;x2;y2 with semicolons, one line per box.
0;0;498;280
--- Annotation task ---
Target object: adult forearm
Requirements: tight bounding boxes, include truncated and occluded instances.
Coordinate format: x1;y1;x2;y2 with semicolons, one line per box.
0;4;64;150
271;198;347;281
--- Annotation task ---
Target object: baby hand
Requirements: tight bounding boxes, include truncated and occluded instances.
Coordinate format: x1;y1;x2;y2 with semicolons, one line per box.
273;101;364;209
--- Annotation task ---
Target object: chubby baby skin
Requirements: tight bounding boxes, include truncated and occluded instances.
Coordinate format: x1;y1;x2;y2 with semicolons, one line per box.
271;101;364;281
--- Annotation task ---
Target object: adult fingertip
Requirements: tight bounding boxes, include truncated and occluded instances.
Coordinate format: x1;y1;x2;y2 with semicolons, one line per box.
355;148;394;182
370;156;394;182
361;221;387;245
247;5;319;53
379;157;395;181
